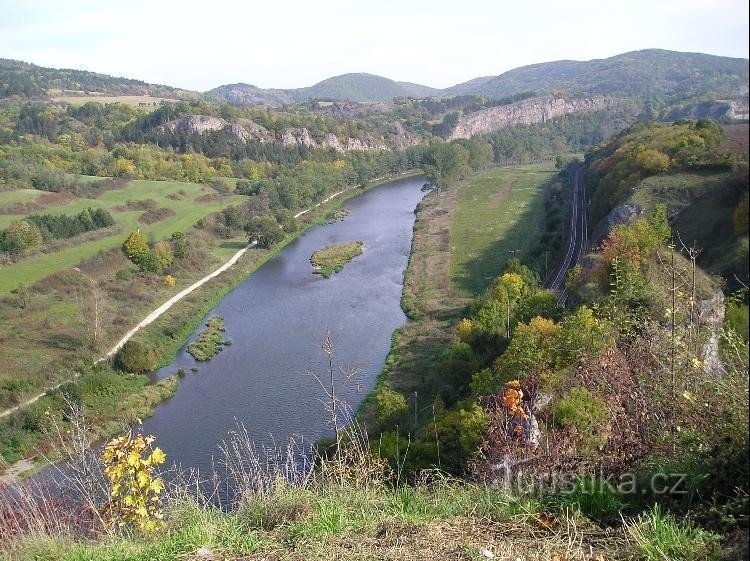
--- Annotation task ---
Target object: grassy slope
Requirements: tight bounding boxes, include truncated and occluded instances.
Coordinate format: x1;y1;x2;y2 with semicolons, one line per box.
0;180;245;292
450;165;556;296
624;171;741;276
11;482;639;561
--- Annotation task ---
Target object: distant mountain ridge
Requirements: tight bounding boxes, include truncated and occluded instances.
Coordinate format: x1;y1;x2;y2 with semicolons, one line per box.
208;49;748;106
1;49;747;106
206;73;440;105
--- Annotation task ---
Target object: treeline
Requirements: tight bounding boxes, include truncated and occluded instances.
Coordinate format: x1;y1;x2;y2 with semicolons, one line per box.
0;58;195;99
486;104;639;164
0;207;113;255
27;207;114;240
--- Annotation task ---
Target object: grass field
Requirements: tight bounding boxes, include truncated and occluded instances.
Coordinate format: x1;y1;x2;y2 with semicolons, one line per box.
450;164;556;296
0;180;245;292
49;94;177;107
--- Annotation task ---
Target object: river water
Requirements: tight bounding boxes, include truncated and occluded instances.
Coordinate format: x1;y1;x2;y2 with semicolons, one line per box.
141;176;425;474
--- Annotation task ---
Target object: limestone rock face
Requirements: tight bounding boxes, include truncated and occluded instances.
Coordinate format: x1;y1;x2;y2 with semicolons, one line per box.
699;291;726;375
280;128;317;148
449;96;622;140
160;115;270;143
379;121;421;150
280;127;388;152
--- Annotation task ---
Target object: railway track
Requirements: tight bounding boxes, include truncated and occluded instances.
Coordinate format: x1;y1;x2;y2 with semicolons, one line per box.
546;165;588;305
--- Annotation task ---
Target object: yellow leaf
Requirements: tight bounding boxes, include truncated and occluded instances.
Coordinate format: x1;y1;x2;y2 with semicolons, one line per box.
149;447;166;465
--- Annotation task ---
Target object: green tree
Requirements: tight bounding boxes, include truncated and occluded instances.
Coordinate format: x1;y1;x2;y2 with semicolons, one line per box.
246;215;284;248
373;388;409;428
153;241;174;271
114;341;157;373
1;220;43;254
422;142;470;189
273;209;298;233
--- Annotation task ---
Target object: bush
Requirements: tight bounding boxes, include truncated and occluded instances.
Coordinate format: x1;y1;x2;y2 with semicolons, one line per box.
114;341;157;373
551;387;610;451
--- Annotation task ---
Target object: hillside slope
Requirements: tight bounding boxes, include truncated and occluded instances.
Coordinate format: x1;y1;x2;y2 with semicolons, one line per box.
0;58;198;99
447;49;749;98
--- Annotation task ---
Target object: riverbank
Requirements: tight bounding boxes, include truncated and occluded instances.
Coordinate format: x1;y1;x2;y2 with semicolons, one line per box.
357;164;558;432
0;171;422;478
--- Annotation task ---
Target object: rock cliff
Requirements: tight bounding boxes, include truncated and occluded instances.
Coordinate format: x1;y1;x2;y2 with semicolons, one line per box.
160;115;271;143
280;127;389;152
449;96;622;140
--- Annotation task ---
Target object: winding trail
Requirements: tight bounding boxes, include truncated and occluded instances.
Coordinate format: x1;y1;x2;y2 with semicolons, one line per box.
546;165;588;305
0;188;351;421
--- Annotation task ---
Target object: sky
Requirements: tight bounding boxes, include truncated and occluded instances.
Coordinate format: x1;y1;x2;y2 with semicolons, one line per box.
1;0;748;91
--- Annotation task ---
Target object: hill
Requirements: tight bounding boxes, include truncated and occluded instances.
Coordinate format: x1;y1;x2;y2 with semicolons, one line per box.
0;58;198;100
447;49;749;99
206;73;440;105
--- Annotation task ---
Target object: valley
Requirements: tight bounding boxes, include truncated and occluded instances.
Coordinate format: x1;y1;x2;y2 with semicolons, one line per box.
0;44;747;561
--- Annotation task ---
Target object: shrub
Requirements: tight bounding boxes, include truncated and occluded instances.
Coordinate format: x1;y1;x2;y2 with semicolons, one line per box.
114;341;157;373
373;388;409;427
101;431;166;533
551;387;610;451
122;230;149;261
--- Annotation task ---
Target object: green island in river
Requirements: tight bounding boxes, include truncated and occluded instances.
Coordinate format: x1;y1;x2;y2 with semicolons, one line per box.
310;240;364;277
187;316;231;361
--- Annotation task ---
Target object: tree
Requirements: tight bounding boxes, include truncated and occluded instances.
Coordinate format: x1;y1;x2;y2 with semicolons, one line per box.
114;340;157;373
170;231;189;259
123;230;149;262
1;220;43;254
494;316;562;382
223;206;244;230
421;142;470;190
245;215;284;248
153;241;174;271
273;209;298;233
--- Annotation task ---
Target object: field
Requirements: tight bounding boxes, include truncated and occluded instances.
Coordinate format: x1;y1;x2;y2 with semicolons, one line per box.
49;94;177;107
0;180;245;292
450;164;557;295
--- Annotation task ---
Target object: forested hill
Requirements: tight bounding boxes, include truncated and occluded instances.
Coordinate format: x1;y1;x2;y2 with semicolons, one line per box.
445;49;749;98
206;73;440;105
3;49;747;106
209;49;748;106
0;58;199;99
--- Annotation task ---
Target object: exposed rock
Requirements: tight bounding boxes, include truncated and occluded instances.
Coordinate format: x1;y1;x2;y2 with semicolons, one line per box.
160;115;270;143
321;132;344;151
345;136;387;151
698;291;725;375
592;202;645;244
280;127;316;148
449;96;623;140
379;121;421;150
280;127;388;152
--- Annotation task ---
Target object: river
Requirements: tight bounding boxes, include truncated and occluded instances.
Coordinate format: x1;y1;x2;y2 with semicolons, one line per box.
140;176;426;474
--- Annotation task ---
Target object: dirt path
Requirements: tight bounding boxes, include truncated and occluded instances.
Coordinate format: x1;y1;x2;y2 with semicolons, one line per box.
0;188;352;421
